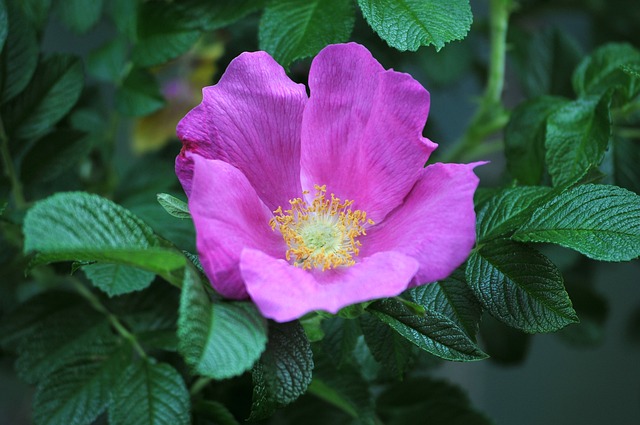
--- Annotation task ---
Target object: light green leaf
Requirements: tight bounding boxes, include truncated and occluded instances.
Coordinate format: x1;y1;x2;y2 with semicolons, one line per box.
23;192;186;278
259;0;354;67
249;321;314;420
87;36;129;82
545;95;612;187
116;68;165;116
110;360;190;425
2;54;83;141
504;96;568;184
357;0;472;51
157;193;190;219
55;0;103;34
0;0;38;103
83;263;155;297
178;267;268;379
466;240;578;333
360;314;416;380
513;184;640;261
408;268;482;340
367;298;487;361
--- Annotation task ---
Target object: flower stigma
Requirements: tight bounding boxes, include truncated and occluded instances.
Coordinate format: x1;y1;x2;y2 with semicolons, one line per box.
270;185;374;271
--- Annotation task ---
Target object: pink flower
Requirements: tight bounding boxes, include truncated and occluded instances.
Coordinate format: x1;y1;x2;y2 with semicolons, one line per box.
176;43;481;322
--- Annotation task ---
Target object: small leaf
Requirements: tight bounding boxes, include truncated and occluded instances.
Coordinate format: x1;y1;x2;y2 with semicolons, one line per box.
177;267;268;379
157;193;191;219
87;36;129;82
193;400;239;425
408;268;483;340
17;0;51;30
367;298;488;361
360;314;416;380
116;68;165;116
466;240;578;333
107;0;138;39
178;0;266;31
83;263;155;297
54;0;103;34
321;316;360;368
504;96;568;184
259;0;354;67
513;184;640;261
0;0;8;52
249;321;314;420
545;95;612;187
357;0;472;51
109;360;190;425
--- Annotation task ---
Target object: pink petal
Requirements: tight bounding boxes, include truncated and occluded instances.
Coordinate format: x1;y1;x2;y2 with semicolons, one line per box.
176;51;308;211
361;162;483;286
300;43;437;223
189;155;286;299
241;249;419;322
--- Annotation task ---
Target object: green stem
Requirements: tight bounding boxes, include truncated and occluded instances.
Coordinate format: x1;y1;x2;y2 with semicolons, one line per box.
442;0;513;163
0;118;27;209
73;280;148;359
189;377;212;396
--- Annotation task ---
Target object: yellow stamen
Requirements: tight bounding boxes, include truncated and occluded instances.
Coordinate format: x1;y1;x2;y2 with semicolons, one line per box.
270;185;373;271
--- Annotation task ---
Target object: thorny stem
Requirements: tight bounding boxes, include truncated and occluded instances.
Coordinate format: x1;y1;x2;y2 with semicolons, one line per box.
442;0;514;163
73;280;148;359
0;118;27;209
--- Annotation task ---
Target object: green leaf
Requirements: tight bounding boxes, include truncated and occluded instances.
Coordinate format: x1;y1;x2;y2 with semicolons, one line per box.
408;268;482;340
107;0;138;39
259;0;354;67
178;267;268;379
512;184;640;261
367;298;488;361
572;43;640;102
32;344;129;425
360;314;416;380
476;185;554;242
17;0;51;30
357;0;472;51
193;400;239;425
613;134;640;194
87;36;129;82
466;240;578;333
115;68;165;116
545;95;612;187
504;96;568;184
321;316;360;368
83;263;155;297
2;54;84;141
177;0;266;31
0;0;38;103
110;360;190;425
157;193;190;219
0;0;7;53
54;0;103;34
132;2;200;67
249;321;314;420
23;192;186;277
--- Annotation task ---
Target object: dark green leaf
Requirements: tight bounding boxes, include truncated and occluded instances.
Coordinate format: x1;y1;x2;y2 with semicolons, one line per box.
367;298;488;361
249;321;314;420
83;263;155;297
110;360;190;425
23;192;186;277
193;400;239;425
357;0;472;51
513;184;640;261
259;0;354;67
321;316;360;368
55;0;103;34
504;96;568;184
87;36;129;82
572;42;640;102
479;313;531;365
408;268;482;339
545;95;612;186
360;314;416;380
466;240;577;333
613;134;640;194
2;54;84;141
17;0;51;30
178;0;266;31
557;281;608;347
177;267;268;379
0;0;38;103
0;0;7;52
132;2;200;67
115;68;164;116
107;0;138;39
157;193;190;219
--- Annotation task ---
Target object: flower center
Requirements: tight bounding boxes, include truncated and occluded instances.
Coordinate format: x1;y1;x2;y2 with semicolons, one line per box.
270;185;374;271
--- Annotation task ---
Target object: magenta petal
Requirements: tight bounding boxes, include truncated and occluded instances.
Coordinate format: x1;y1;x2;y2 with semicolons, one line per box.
361;163;482;286
241;249;419;322
189;155;285;299
176;51;308;211
300;43;437;223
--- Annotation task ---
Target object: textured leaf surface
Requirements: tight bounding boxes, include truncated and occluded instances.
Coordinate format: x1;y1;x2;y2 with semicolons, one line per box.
321;316;360;367
249;321;314;420
466;241;577;333
23;192;186;275
83;263;155;297
357;0;472;51
110;360;190;425
157;193;190;219
367;299;487;361
259;0;354;67
409;269;482;339
360;314;416;379
545;95;611;187
178;267;267;379
513;184;640;261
